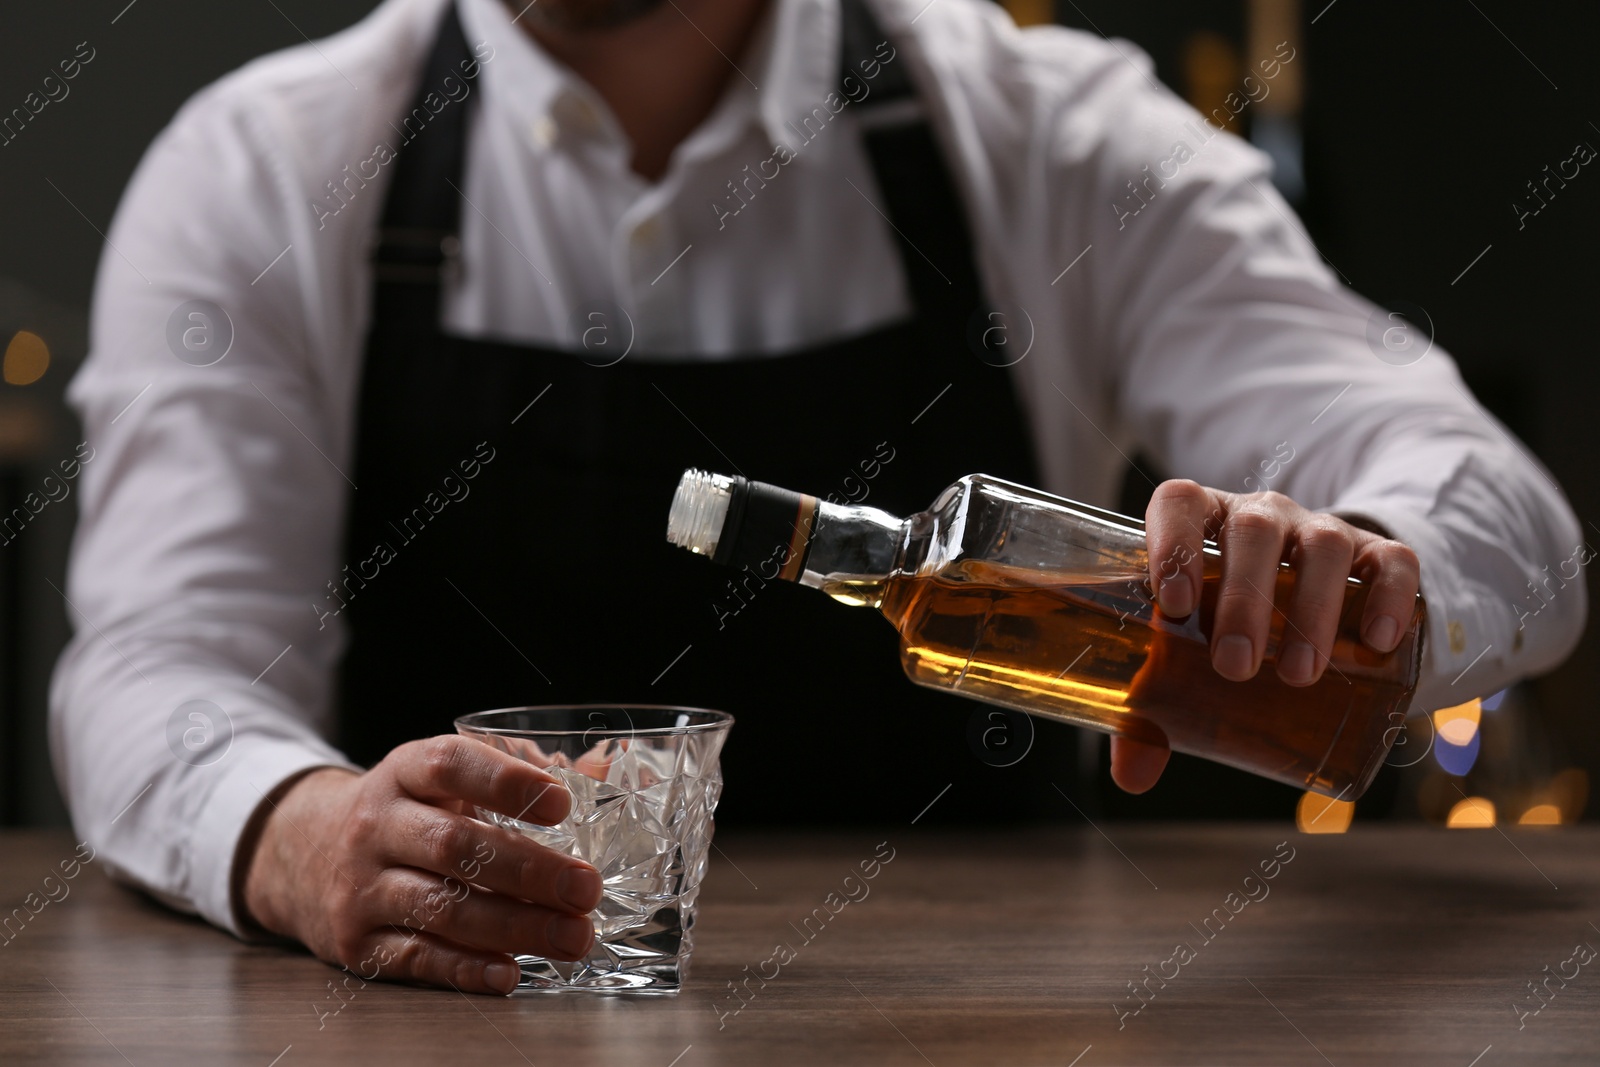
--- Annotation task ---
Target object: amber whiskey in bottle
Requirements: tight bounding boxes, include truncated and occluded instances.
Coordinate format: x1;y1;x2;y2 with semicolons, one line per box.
666;470;1426;799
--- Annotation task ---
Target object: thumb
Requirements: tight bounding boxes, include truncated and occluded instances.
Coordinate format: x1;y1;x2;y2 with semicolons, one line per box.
1110;735;1171;794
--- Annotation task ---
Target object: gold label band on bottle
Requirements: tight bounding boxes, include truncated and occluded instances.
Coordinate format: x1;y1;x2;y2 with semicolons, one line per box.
779;494;818;582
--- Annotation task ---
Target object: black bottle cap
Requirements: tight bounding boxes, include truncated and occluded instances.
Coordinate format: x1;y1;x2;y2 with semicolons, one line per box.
713;476;818;580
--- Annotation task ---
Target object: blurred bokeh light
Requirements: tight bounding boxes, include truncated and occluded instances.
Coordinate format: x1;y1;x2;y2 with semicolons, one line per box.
1433;698;1482;746
1295;791;1354;833
1445;797;1496;828
1517;804;1562;826
3;330;50;385
1432;697;1484;777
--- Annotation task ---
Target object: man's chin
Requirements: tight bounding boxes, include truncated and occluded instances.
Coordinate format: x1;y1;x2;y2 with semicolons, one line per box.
513;0;670;31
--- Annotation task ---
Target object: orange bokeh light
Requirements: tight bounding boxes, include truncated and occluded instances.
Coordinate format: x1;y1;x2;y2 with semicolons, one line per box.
1517;804;1562;826
1295;791;1354;834
1432;698;1482;747
1446;797;1496;828
3;330;50;386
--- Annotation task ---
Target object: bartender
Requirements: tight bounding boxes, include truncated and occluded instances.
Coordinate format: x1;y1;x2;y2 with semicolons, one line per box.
52;0;1584;995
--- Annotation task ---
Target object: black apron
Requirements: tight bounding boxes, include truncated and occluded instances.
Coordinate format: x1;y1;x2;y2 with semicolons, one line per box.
335;0;1084;825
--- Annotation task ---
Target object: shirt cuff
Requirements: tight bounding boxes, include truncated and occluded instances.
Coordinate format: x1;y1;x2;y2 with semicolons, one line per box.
187;736;360;939
1329;500;1511;715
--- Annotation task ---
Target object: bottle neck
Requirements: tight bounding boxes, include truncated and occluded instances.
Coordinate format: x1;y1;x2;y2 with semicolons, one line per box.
665;471;911;607
797;500;908;607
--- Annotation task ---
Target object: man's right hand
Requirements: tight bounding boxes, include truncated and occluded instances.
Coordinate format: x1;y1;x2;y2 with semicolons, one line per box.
240;735;602;995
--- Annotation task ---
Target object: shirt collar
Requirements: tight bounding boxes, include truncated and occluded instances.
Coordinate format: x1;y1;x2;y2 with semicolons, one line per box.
457;0;841;162
457;0;589;148
754;0;841;155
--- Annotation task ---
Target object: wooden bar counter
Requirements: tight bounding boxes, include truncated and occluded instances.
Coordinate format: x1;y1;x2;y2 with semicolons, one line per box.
2;824;1597;1065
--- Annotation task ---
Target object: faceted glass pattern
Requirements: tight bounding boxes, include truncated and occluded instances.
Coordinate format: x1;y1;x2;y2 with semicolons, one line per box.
455;706;732;993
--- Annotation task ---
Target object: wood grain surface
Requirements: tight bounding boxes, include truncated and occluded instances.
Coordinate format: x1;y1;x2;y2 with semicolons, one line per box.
1;824;1596;1065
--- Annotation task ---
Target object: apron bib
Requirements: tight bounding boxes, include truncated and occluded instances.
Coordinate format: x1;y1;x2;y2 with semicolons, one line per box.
336;0;1084;823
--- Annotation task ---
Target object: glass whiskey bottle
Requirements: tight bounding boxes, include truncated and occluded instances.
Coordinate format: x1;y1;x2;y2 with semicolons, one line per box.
666;470;1426;799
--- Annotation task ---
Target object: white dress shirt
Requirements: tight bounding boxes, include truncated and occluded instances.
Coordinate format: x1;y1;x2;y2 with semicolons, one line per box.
52;0;1585;937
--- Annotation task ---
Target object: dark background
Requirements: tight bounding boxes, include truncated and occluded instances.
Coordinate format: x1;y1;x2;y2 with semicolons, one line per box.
1;0;1595;827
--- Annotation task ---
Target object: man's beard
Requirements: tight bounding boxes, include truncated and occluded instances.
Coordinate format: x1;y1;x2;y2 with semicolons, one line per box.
513;0;670;31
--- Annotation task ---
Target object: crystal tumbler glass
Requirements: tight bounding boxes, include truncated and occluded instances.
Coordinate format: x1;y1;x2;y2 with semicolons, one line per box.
454;705;733;993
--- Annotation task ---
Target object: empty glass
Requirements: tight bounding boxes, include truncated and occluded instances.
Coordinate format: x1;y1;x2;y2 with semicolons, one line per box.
454;705;733;993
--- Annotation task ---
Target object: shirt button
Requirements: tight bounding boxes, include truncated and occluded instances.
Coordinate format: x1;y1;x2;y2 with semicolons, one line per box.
570;99;599;131
632;217;662;245
1447;620;1467;655
530;115;557;149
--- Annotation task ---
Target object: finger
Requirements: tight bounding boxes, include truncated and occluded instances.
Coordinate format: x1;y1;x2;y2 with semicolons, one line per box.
391;735;571;825
1277;517;1356;686
1110;735;1171;794
1144;480;1218;618
383;797;603;914
346;928;523;996
377;868;595;961
1351;534;1421;652
1212;494;1293;681
495;735;560;771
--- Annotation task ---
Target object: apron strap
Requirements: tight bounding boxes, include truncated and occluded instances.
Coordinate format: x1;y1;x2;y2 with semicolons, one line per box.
371;0;473;286
840;0;991;348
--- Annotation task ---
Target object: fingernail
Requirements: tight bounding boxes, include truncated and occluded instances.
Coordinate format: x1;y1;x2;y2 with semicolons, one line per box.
1159;575;1195;617
548;914;594;959
485;960;520;995
1365;615;1400;651
1214;634;1255;680
1279;642;1316;685
557;866;602;911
